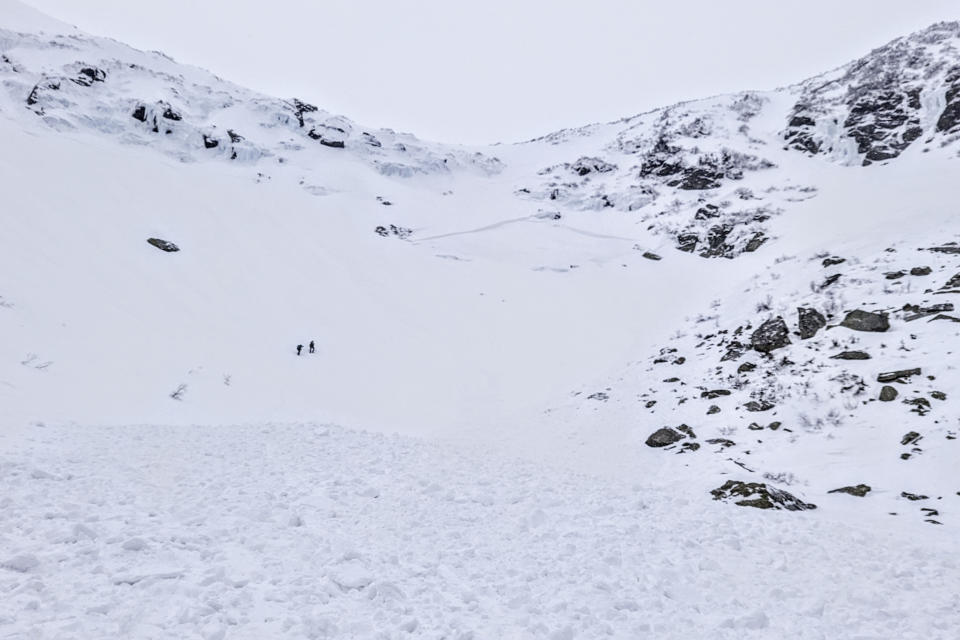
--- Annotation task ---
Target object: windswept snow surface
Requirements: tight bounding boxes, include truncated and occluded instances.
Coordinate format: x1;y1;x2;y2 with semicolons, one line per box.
2;422;959;640
2;2;960;637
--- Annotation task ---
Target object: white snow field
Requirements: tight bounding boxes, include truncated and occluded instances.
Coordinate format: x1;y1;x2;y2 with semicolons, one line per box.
2;1;960;637
3;422;960;640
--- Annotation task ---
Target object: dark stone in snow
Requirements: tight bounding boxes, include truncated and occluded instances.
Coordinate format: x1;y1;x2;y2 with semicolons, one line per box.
831;351;871;360
374;225;412;240
738;362;756;373
910;266;932;276
904;397;931;415
877;368;921;383
884;270;906;280
162;106;182;121
927;246;960;255
901;431;922;446
701;389;731;399
694;204;720;220
840;310;889;332
744;400;775;412
676;424;697;439
671;167;723;191
903;302;954;321
710;480;816;511
706;438;736;448
202;135;219;149
822;256;846;267
900;491;928;501
642;252;662;261
937;69;960;132
797;307;826;339
706;405;721;415
72;66;106;86
570;157;617;176
744;232;768;253
942;273;960;290
828;484;871;497
931;390;947;401
147;238;179;252
879;386;899;402
132;105;147;122
676;233;699;253
822;273;842;288
227;129;244;143
751;316;791;353
291;98;318;127
645;427;684;448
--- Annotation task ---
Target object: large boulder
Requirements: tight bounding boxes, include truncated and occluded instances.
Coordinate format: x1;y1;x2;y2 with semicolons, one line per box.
877;368;921;383
797;307;826;339
710;481;816;511
879;385;899;402
831;351;871;360
645;427;684;448
751;316;791;353
840;310;889;332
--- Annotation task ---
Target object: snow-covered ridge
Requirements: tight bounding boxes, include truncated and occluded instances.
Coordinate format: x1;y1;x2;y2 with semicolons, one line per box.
0;16;503;182
517;21;960;259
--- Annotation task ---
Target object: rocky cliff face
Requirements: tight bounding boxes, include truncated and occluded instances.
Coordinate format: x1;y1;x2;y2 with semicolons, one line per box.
517;22;960;258
785;22;960;165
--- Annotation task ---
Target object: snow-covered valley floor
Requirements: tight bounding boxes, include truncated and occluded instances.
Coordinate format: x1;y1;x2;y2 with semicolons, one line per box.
3;422;959;640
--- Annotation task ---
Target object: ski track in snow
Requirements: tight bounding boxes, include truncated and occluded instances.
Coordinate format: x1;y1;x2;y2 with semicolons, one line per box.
2;423;959;640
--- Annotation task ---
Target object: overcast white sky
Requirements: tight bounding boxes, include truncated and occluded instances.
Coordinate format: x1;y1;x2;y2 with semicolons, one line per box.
20;1;960;144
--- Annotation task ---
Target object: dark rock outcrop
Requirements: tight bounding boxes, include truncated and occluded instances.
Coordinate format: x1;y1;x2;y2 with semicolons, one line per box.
879;386;899;402
877;368;921;383
751;316;791;353
701;389;731;399
828;484;871;497
72;66;106;86
831;351;871;360
146;238;179;252
570;157;617;176
901;431;922;446
374;225;412;240
744;399;775;412
645;427;684;448
162;106;182;121
797;307;826;339
840;310;889;332
937;66;960;133
711;480;816;511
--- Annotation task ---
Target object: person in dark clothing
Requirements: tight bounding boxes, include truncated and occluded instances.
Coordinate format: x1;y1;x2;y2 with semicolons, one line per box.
296;344;303;356
309;340;315;354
